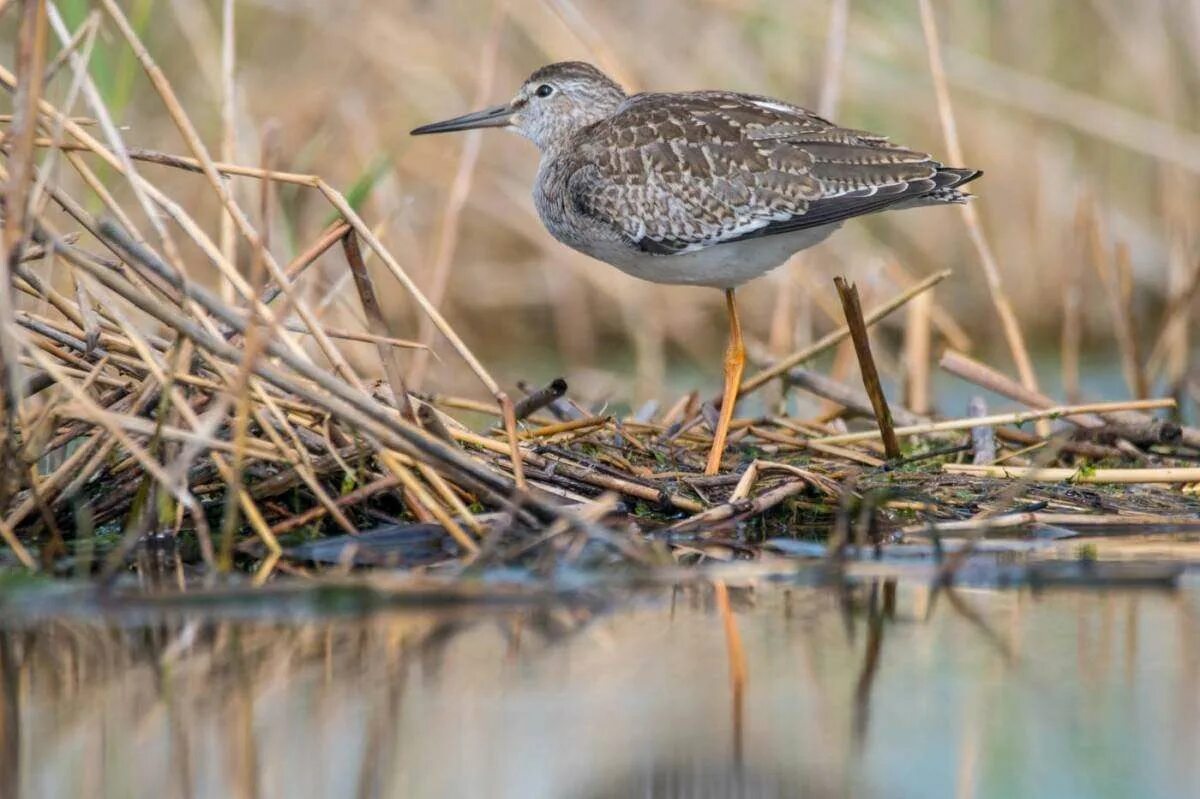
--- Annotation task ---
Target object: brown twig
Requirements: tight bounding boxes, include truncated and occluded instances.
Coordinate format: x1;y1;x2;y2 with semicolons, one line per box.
834;277;901;460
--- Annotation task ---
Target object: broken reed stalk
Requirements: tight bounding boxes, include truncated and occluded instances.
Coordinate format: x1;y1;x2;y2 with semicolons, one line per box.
811;398;1175;446
513;378;568;421
941;349;1196;446
259;220;350;306
833;277;901;460
342;231;415;421
941;349;1102;429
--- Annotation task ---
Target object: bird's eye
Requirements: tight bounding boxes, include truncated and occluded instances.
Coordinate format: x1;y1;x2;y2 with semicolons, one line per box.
535;84;554;98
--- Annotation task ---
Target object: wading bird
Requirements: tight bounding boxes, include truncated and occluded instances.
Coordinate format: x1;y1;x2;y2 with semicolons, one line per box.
412;61;980;474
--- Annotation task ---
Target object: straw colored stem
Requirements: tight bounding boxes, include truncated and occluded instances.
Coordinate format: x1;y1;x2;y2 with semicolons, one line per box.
943;464;1200;484
810;398;1175;445
342;231;415;420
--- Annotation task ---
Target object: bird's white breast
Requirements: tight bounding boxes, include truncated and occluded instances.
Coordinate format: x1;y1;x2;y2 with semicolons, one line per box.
573;224;842;289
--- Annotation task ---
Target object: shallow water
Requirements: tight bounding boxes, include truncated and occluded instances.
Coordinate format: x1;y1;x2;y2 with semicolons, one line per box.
2;575;1198;798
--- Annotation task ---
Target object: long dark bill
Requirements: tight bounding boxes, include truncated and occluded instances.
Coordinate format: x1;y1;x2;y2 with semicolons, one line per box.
410;104;512;135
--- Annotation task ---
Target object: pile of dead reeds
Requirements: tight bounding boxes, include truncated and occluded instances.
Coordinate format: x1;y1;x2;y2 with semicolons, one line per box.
1;1;1199;586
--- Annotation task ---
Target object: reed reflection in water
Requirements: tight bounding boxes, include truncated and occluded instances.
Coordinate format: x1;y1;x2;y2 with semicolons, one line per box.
1;580;1197;798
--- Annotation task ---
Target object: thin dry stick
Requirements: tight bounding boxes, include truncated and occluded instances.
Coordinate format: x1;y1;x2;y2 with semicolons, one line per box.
379;450;477;555
670;479;812;533
261;221;350;305
40;8;93;85
0;517;35;569
941;347;1192;446
834;277;901;459
811;398;1175;446
943;465;1200;484
900;511;1200;537
342;231;415;421
111;146;318;185
918;0;1039;398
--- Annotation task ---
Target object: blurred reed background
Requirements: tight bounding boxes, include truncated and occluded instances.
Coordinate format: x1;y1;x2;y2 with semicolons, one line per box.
6;0;1199;406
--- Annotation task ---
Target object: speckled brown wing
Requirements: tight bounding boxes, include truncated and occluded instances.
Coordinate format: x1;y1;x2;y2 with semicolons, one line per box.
566;91;975;254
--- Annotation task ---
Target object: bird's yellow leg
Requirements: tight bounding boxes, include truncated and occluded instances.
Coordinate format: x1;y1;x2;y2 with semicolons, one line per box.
705;289;745;475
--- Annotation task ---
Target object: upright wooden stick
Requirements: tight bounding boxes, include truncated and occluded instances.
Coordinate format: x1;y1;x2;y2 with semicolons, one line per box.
834;277;901;460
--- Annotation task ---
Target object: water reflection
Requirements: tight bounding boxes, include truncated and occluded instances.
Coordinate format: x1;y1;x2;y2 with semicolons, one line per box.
1;579;1197;798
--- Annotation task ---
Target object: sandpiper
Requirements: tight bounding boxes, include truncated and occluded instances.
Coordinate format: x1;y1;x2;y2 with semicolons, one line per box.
412;61;980;474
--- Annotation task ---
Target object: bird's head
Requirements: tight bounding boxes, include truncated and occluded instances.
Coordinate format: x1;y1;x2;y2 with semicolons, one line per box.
411;61;627;151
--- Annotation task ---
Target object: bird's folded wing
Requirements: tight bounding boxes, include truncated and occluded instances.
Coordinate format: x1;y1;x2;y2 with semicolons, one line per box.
567;91;956;255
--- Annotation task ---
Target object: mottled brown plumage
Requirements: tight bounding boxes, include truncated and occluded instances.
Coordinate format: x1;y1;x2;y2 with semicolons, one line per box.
562;89;976;256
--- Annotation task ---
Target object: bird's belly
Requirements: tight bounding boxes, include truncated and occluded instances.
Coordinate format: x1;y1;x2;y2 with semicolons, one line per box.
576;224;841;289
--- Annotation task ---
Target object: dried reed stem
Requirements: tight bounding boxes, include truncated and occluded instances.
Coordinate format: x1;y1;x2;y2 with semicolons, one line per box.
943;465;1200;484
834;277;901;459
811;398;1174;446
